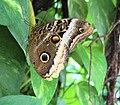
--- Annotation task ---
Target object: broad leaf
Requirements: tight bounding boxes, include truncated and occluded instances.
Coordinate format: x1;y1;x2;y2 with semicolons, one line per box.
75;42;107;95
30;65;58;105
60;81;104;105
0;95;42;105
60;85;81;105
87;0;115;35
77;82;104;105
0;26;26;96
36;10;55;24
68;0;88;20
0;0;30;55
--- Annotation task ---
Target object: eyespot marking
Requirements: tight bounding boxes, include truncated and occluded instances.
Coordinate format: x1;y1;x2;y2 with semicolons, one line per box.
50;35;60;44
79;27;84;33
40;52;50;63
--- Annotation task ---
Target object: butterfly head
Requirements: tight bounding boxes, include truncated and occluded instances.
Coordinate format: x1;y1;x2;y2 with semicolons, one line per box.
65;19;93;51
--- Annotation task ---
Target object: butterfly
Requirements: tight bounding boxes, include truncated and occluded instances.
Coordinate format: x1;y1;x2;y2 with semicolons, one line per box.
29;18;93;80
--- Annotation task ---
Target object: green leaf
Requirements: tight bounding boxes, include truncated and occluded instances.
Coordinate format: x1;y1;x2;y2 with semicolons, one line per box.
71;52;83;66
75;42;107;95
30;65;58;105
36;10;55;24
87;0;115;35
60;85;81;105
0;26;26;96
112;0;117;6
0;0;30;55
68;0;88;20
60;81;104;105
77;82;104;105
0;95;42;105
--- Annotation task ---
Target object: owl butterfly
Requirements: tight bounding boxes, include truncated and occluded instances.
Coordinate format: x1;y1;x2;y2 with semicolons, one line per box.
29;18;93;80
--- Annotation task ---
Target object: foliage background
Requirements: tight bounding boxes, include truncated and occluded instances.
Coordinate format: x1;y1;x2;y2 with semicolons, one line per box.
0;0;119;105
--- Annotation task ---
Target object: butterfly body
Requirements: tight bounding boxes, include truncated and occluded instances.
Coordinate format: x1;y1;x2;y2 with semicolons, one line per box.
29;18;93;80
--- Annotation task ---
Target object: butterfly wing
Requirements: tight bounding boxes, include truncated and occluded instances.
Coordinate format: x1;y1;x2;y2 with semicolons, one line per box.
29;18;93;80
29;31;69;80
